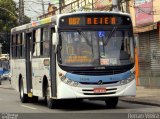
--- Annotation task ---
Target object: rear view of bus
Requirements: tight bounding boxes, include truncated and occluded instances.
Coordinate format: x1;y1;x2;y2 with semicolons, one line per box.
54;12;136;108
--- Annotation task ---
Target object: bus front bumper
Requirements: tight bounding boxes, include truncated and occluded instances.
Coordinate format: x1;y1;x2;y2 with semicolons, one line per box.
56;79;136;99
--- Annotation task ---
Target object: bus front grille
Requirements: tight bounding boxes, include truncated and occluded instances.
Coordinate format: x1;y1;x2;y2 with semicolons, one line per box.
80;81;119;85
83;92;116;95
70;69;128;76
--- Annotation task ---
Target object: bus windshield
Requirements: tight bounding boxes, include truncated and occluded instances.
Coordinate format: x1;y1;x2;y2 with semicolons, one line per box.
59;29;134;67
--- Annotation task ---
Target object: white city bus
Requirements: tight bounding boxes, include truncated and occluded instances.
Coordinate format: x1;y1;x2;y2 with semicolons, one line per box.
11;11;136;109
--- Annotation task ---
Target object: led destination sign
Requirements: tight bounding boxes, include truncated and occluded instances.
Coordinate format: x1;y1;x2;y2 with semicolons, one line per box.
59;14;131;27
68;17;116;25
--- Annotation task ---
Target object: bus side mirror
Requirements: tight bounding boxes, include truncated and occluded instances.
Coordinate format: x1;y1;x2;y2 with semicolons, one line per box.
52;33;59;53
52;33;59;45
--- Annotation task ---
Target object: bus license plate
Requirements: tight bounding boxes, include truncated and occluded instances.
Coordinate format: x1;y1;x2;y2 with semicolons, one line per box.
94;88;106;93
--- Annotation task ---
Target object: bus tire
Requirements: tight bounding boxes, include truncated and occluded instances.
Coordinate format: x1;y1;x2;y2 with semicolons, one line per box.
47;97;55;109
32;96;38;103
45;86;55;109
105;97;118;108
19;80;28;103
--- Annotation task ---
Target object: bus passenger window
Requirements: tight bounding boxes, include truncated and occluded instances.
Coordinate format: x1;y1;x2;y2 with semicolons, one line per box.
16;34;20;58
17;34;23;58
22;32;25;58
19;33;23;57
32;30;36;56
42;27;49;57
12;35;17;58
33;29;41;57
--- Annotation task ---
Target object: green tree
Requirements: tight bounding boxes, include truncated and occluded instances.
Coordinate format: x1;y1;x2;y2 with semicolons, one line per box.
0;0;18;54
0;0;18;32
0;0;31;54
23;15;31;24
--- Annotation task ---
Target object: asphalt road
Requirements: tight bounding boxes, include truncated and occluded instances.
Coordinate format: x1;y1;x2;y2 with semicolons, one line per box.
0;86;160;119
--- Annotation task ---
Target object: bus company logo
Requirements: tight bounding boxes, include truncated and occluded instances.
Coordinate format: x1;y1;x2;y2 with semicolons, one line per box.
98;80;103;85
80;77;90;81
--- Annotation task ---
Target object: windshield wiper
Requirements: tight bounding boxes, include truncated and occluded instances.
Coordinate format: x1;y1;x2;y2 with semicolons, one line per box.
77;31;92;46
104;27;117;45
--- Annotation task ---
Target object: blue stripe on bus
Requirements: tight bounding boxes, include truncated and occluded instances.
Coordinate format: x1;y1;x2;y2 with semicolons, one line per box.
65;71;131;83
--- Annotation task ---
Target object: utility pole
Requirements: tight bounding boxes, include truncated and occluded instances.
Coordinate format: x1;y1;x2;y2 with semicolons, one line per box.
59;0;62;14
41;0;45;14
19;0;24;25
92;0;94;10
112;0;119;12
126;0;130;13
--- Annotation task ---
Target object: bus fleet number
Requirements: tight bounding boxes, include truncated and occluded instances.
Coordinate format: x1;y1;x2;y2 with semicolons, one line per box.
68;18;80;25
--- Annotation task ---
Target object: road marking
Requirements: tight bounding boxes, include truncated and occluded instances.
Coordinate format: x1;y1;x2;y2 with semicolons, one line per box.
21;105;37;110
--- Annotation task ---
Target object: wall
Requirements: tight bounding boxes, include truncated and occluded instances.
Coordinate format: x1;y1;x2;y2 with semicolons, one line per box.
135;0;153;26
130;0;160;26
153;0;160;22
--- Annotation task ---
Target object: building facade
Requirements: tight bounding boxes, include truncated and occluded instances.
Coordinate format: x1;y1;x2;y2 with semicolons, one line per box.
130;0;160;87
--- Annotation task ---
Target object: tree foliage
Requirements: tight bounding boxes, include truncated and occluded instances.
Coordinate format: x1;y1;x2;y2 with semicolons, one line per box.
0;0;18;32
0;0;31;53
0;0;18;54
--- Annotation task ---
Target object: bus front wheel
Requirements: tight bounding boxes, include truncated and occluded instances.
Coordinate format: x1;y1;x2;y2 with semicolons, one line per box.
19;80;28;103
46;87;55;109
105;97;118;108
47;97;55;109
32;96;38;103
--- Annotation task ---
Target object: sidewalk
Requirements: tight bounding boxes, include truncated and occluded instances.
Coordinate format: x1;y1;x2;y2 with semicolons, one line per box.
120;86;160;106
0;79;13;89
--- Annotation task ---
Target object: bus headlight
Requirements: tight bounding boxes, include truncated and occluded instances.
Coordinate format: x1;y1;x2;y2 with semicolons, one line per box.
120;74;135;85
59;74;79;87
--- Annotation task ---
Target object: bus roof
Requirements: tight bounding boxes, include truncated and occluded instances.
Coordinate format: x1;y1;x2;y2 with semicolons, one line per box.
58;11;131;18
11;11;131;33
11;16;57;33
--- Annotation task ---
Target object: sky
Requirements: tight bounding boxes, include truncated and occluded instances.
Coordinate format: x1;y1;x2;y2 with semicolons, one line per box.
13;0;51;21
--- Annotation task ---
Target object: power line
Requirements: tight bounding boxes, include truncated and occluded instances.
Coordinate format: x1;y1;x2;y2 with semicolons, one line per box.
19;0;24;25
24;0;49;5
130;4;160;15
41;0;45;14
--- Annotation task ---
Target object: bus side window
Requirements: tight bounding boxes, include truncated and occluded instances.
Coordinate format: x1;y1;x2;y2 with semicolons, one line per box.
22;32;25;58
40;28;43;56
32;30;36;56
16;33;23;58
16;34;19;58
33;29;41;57
20;33;23;57
42;27;49;57
12;35;16;58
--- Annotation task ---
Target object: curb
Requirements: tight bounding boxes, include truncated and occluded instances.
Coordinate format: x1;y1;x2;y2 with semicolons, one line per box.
0;86;13;90
120;98;160;107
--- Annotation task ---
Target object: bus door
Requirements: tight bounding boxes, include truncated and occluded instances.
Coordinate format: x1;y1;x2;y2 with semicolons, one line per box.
25;32;32;95
50;27;57;97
